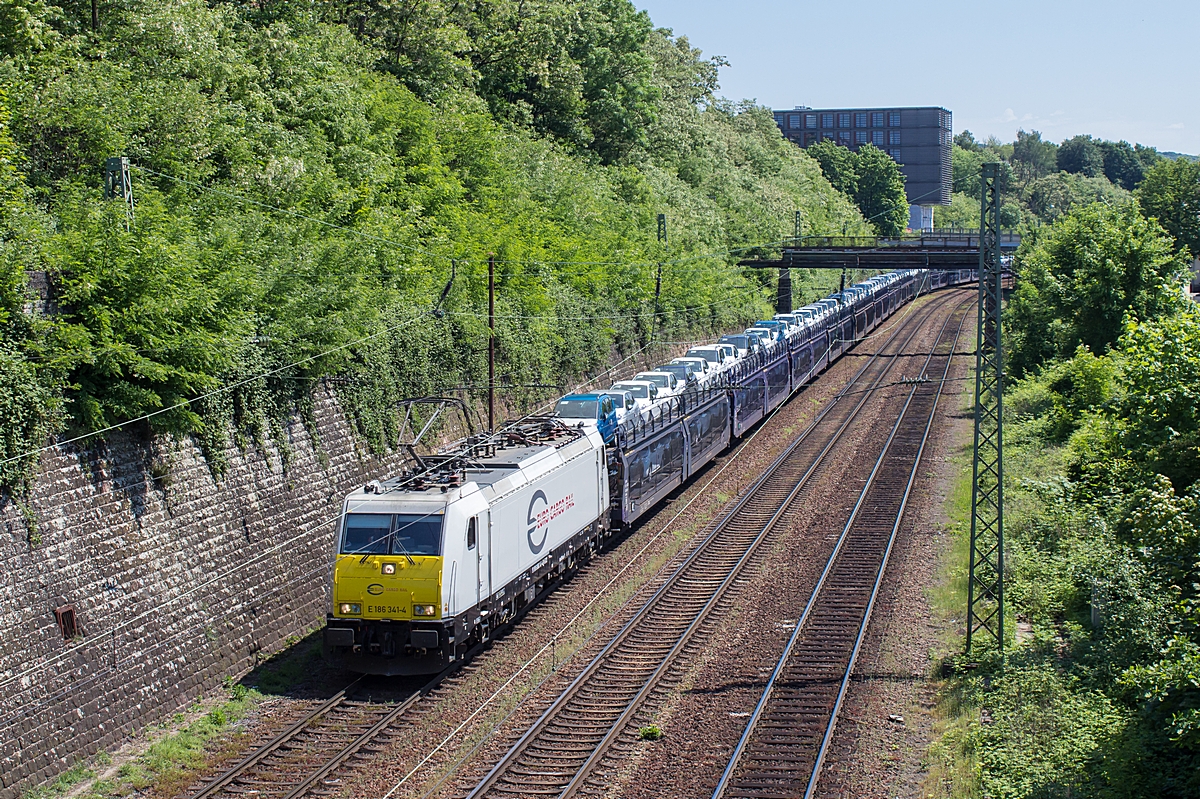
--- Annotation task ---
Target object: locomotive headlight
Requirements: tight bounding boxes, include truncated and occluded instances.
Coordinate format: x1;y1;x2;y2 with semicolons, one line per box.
413;604;437;617
339;603;362;615
381;563;396;575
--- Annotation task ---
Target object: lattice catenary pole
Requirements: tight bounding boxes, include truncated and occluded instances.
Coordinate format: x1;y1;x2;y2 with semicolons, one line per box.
105;156;134;228
966;162;1005;657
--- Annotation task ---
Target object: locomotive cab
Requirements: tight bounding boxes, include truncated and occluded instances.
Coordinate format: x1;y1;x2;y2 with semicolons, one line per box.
324;487;489;675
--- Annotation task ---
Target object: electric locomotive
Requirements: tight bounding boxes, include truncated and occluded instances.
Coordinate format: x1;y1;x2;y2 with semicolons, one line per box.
323;419;609;675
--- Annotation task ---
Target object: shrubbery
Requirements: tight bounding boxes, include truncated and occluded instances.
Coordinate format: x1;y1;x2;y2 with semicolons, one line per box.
933;202;1200;796
0;0;869;485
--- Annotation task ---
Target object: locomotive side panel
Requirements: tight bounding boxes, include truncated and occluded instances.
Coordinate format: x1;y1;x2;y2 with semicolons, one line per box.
487;442;607;601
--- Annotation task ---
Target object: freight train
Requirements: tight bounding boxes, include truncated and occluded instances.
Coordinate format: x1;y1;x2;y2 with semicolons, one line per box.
323;268;974;675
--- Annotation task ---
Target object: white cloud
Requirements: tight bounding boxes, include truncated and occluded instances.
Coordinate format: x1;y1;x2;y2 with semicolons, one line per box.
1168;122;1185;129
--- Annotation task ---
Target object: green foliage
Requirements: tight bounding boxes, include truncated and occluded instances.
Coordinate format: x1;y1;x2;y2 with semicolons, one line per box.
944;130;1161;228
638;724;663;740
964;662;1137;798
805;139;858;197
852;144;908;236
953;129;981;151
1107;311;1200;491
936;190;1022;231
1057;134;1105;178
1137;156;1200;259
1012;129;1058;185
0;0;866;489
0;87;60;489
804;141;907;236
1006;202;1186;375
1022;171;1129;223
932;195;1200;795
1057;135;1160;191
934;191;978;229
47;189;253;435
1098;140;1161;191
312;0;661;164
1007;347;1113;444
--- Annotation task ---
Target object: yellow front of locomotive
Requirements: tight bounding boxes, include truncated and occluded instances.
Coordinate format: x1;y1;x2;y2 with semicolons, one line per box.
323;492;451;675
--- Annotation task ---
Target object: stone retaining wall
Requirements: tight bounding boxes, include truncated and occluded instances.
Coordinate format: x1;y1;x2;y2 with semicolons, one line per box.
0;385;410;798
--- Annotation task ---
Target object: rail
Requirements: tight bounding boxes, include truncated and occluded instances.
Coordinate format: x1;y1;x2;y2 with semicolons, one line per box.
710;293;973;799
463;289;967;799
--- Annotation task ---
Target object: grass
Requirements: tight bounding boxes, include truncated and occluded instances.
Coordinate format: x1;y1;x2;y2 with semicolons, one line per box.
22;764;94;799
24;683;264;799
920;363;984;799
638;724;663;741
920;372;1097;799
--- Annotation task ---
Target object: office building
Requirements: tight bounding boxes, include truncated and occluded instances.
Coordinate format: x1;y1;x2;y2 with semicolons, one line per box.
773;106;952;230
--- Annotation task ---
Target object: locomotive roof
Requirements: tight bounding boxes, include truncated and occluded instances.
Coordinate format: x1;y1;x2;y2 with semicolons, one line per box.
347;417;599;503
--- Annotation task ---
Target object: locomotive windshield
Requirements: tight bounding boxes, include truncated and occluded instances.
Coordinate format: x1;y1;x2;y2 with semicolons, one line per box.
342;513;391;554
341;513;444;556
555;398;598;418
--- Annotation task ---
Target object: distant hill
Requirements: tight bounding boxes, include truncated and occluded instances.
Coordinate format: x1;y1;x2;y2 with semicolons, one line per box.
1162;151;1199;162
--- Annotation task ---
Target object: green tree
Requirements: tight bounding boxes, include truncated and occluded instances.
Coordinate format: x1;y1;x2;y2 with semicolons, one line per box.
1012;129;1058;184
951;144;988;197
804;139;858;196
1137;157;1200;258
1058;134;1105;177
1099;139;1158;191
1111;311;1200;491
805;141;905;236
0;88;61;487
1024;171;1128;223
1006;202;1187;375
852;144;908;236
953;129;980;151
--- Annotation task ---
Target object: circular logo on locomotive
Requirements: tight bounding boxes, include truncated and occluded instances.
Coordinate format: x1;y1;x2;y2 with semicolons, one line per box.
526;490;549;554
367;583;384;595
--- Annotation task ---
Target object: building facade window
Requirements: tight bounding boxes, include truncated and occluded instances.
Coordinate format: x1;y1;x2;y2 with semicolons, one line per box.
871;112;884;127
838;113;851;128
805;132;817;145
888;149;901;160
889;111;901;126
788;114;800;129
805;114;817;129
856;131;869;144
823;132;836;141
872;130;884;145
821;113;834;128
855;112;868;128
889;130;901;145
838;131;851;144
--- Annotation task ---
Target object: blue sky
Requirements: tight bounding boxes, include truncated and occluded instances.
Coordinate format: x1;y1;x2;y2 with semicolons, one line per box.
635;0;1198;155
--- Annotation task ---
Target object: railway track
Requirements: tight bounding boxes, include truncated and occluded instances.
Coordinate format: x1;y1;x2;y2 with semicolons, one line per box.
710;294;972;799
461;290;971;799
184;676;435;799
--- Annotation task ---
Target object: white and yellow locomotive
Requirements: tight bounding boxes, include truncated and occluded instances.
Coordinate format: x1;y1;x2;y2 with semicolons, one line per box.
323;419;609;675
